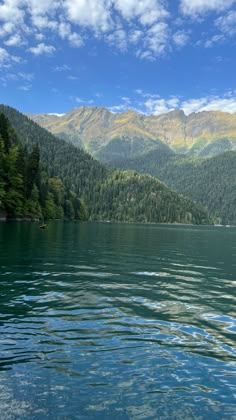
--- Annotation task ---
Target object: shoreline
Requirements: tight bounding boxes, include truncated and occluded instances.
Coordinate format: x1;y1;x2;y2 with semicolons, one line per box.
1;219;234;227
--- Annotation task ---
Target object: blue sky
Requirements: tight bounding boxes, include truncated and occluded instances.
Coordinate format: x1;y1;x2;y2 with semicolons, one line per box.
0;0;236;115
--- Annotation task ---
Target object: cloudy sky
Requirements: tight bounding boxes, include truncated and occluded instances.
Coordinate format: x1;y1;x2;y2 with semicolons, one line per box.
0;0;236;115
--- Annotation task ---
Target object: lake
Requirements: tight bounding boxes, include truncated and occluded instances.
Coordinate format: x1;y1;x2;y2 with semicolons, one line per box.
0;222;235;419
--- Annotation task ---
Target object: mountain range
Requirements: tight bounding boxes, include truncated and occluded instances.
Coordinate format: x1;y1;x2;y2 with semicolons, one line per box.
27;105;236;224
0;105;208;225
28;107;236;161
2;104;236;224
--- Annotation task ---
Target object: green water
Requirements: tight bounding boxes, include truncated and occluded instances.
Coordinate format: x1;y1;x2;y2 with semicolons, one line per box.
0;222;235;419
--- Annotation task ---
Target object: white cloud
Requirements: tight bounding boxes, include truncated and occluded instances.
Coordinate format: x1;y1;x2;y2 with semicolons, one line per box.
47;113;66;117
108;95;133;112
204;33;224;47
18;84;32;91
144;97;181;115
201;9;236;47
139;91;236;115
26;0;59;31
64;0;112;33
31;15;57;31
54;64;71;72
1;0;235;63
0;72;34;85
26;0;59;17
129;30;142;44
28;43;56;56
215;10;236;36
72;96;94;105
18;72;34;81
68;32;84;47
106;29;128;51
4;33;23;47
182;96;236;114
0;0;25;24
0;22;15;37
109;104;130;112
173;31;189;47
180;0;235;16
35;33;45;41
0;47;11;64
138;22;170;59
0;47;21;68
114;0;169;25
58;21;83;47
0;0;173;61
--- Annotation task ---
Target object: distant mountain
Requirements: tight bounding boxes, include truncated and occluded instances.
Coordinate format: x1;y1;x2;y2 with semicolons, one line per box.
0;105;209;225
114;149;236;224
28;107;236;160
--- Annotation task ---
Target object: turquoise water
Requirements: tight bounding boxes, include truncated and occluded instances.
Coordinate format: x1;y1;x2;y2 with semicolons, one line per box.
0;222;235;419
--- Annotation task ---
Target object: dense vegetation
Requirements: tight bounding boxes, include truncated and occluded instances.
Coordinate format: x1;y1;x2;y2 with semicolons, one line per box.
90;170;209;224
114;148;236;224
0;105;210;224
0;113;87;221
94;136;170;163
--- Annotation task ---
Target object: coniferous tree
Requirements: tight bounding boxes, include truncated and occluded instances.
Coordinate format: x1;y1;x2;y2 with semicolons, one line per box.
0;113;11;153
26;144;40;198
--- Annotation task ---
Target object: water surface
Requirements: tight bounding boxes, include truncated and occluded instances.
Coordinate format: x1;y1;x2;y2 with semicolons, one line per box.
0;222;235;419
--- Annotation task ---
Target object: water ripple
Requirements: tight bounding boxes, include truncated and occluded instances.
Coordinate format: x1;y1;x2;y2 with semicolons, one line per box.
0;222;236;419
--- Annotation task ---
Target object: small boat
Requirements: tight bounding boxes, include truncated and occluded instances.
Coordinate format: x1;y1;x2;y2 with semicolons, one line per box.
39;223;47;229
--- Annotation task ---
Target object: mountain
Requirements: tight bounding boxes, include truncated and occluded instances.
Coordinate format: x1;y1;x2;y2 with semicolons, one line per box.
0;104;209;225
28;107;236;160
114;149;236;224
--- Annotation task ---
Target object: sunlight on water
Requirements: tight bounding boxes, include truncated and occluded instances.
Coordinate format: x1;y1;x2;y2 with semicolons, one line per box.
0;222;236;419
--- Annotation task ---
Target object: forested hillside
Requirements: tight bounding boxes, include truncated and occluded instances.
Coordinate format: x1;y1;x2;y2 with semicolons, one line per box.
90;170;208;224
0;105;210;225
115;149;236;224
0;113;87;221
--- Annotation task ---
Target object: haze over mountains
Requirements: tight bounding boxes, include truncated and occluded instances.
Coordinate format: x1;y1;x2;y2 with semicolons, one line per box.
28;107;236;162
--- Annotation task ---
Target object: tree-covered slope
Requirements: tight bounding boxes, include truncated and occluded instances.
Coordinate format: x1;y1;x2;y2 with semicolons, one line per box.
95;136;174;163
0;105;107;195
0;113;87;221
0;104;210;225
90;170;209;224
115;149;236;224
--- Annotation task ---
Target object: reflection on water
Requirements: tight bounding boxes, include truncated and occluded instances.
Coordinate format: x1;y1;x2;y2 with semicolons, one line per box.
0;222;236;419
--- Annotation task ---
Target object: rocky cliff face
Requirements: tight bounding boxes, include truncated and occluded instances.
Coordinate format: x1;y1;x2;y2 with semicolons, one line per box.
28;107;236;160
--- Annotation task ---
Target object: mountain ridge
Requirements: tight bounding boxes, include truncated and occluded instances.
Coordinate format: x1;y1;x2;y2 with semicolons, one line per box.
28;106;236;160
0;104;209;225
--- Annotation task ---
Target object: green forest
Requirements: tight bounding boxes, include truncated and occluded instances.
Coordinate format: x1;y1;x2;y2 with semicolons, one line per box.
0;113;87;221
114;146;236;224
0;105;209;224
89;170;208;224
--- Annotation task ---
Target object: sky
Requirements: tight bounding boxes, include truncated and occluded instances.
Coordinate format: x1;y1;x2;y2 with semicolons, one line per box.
0;0;236;115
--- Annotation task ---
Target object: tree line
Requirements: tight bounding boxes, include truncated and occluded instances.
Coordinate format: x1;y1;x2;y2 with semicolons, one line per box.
0;113;87;221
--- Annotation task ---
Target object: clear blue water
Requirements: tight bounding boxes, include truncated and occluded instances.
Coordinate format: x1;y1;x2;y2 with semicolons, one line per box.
0;222;235;419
